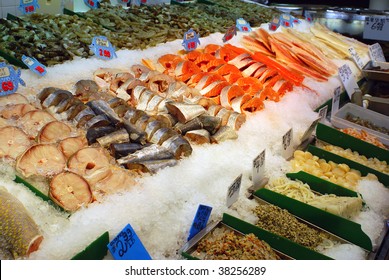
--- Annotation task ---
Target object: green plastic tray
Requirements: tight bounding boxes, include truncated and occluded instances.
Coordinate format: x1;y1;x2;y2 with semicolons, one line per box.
308;145;389;187
71;231;109;260
254;188;372;251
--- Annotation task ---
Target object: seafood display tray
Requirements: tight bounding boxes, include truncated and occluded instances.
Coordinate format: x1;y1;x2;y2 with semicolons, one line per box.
362;61;389;82
331;103;389;147
179;214;331;260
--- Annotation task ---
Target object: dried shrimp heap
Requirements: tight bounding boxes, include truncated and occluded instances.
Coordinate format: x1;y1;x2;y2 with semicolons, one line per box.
340;128;387;150
290;150;367;191
195;228;279;260
319;144;389;175
253;204;333;251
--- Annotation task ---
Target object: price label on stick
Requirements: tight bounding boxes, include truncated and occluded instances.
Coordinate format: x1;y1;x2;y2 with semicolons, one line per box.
19;0;39;14
348;47;365;69
363;16;389;41
338;64;359;99
318;105;328;121
236;18;252;32
107;223;152;260
0;63;25;96
252;150;265;188
187;204;212;241
331;86;341;119
22;55;47;76
226;174;242;208
90;36;117;60
182;29;200;52
281;128;293;159
222;25;237;43
84;0;101;9
369;43;386;62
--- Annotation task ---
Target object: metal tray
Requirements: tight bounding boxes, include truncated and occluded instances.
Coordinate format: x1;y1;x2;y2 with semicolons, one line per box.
362;61;389;82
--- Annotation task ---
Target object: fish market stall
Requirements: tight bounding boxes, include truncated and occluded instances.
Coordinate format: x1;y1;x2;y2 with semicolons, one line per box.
0;0;388;261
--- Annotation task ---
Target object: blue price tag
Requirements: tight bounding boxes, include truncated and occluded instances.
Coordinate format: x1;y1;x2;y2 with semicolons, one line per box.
222;25;237;43
269;17;281;31
188;204;212;241
89;36;117;60
22;55;47;76
236;18;252;32
19;0;39;15
279;14;298;28
182;28;201;52
84;0;100;9
0;63;25;96
304;11;313;23
107;224;152;260
118;0;130;4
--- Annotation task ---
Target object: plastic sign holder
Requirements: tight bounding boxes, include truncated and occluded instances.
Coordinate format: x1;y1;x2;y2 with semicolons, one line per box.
226;174;242;207
89;36;117;60
22;55;47;76
363;16;389;41
236;18;252;32
84;0;101;9
182;28;200;52
222;25;237;43
19;0;39;14
107;223;152;260
0;62;25;96
187;204;212;241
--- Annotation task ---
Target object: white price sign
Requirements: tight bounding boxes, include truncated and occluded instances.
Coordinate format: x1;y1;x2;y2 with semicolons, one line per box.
348;47;365;69
252;150;265;188
331;86;341;119
226;174;242;208
363;16;389;41
281;128;293;159
338;64;359;99
369;43;386;62
318;105;328;121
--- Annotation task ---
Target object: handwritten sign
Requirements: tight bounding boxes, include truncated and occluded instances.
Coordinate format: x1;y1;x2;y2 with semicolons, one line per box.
89;36;117;60
187;204;212;241
281;128;293;159
0;63;25;96
331;86;341;119
338;64;359;99
363;16;389;41
222;25;237;43
19;0;39;14
318;105;328;121
84;0;100;9
253;150;265;188
226;174;242;208
22;55;46;76
348;47;365;69
269;17;280;31
182;29;200;52
236;18;252;32
369;43;386;62
107;224;152;260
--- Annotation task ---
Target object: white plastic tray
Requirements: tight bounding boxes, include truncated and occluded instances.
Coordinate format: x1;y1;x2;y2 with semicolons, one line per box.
331;103;389;146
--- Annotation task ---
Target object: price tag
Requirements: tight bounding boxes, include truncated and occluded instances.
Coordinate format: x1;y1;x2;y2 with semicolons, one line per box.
281;128;293;159
369;43;386;62
363;16;389;41
84;0;100;9
338;64;359;99
19;0;39;14
348;47;365;69
89;36;117;60
226;174;242;208
107;224;152;260
269;17;281;31
187;204;212;241
304;11;313;23
22;55;47;76
318;105;328;121
0;62;26;96
253;150;265;187
331;86;341;119
182;29;200;52
236;18;252;32
279;14;299;28
222;25;237;43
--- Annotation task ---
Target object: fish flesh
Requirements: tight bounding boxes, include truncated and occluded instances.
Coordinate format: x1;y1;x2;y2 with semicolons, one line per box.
174;117;203;135
41;90;73;109
37;121;73;144
161;135;192;159
144;120;166;141
211;126;238;143
49;171;93;212
166;101;206;123
0;126;31;160
0;104;36;120
96;128;130;147
198;115;222;135
73;107;97;128
18;110;56;138
0;93;29;107
58;136;88;159
126;158;178;174
185;129;211;144
86;126;117;145
62;102;87;121
37;87;59;103
16;144;66;178
123;119;147;144
74;80;100;102
0;187;43;259
117;144;174;165
149;127;177;145
93;167;135;198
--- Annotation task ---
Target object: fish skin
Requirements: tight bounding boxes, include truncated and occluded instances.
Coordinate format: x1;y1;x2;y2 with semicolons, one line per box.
198;115;222;135
117;144;174;165
87;100;122;126
41;90;73;109
85;115;111;130
165;101;207;123
211;126;238;143
110;142;147;159
86;126;117;145
74;80;99;102
73;107;96;128
123;119;147;144
185;129;211;145
149;127;177;145
174;117;203;135
161;134;193;159
96;128;130;147
37;87;60;103
126;158;178;174
0;187;43;259
62;101;87;121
